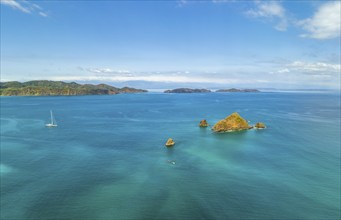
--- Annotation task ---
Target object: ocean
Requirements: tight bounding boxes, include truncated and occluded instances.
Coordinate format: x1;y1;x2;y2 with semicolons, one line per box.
1;92;340;219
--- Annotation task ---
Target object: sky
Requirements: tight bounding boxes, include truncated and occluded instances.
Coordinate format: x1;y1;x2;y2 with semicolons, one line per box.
1;0;340;89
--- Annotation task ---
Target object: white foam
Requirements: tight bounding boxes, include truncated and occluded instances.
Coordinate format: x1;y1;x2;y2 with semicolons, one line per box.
0;164;14;175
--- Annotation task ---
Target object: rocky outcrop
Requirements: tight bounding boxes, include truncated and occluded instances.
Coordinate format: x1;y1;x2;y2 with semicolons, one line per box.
164;88;211;93
254;122;266;129
216;88;260;93
199;119;209;127
165;138;175;147
212;112;252;132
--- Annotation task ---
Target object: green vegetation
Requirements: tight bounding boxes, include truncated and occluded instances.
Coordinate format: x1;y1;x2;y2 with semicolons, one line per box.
212;112;251;132
0;80;147;96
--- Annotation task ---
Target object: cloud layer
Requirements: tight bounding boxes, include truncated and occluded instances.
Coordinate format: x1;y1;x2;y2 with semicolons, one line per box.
50;74;240;85
276;61;340;76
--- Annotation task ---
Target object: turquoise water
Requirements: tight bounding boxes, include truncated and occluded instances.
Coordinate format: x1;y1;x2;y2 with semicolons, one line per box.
1;92;340;219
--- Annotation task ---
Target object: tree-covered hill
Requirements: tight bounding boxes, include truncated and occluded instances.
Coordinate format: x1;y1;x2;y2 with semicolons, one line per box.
0;80;147;96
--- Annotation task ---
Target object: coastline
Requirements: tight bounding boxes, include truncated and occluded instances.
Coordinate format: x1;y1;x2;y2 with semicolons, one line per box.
1;80;339;97
2;90;339;97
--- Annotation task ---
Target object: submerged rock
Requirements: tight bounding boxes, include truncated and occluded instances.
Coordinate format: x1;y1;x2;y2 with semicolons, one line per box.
165;138;175;147
212;112;252;132
167;160;176;165
199;119;209;127
254;122;266;129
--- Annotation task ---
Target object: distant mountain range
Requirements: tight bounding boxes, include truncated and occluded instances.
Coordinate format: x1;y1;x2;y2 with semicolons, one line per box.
164;88;211;93
0;80;147;96
164;88;260;93
215;88;260;93
0;81;264;96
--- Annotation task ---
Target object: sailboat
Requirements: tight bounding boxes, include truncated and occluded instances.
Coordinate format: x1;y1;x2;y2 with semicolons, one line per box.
46;110;58;127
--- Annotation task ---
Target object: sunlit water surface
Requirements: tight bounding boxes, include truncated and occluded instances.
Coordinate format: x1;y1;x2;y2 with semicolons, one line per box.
1;92;340;219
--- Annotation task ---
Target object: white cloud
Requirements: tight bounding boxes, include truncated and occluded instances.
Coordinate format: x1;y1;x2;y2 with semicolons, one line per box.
212;0;236;3
277;68;290;73
85;68;131;74
176;0;188;7
39;12;48;17
86;68;115;74
247;1;285;17
0;0;30;13
32;3;42;10
298;1;341;39
246;1;287;31
277;61;341;75
256;79;269;83
0;0;48;17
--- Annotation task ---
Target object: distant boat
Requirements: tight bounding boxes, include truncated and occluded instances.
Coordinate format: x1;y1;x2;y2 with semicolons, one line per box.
46;110;57;127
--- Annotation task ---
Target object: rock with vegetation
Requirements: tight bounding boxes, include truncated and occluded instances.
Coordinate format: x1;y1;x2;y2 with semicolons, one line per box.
164;88;211;93
254;122;266;129
212;112;252;132
199;119;209;127
165;138;175;147
0;80;147;96
216;88;260;92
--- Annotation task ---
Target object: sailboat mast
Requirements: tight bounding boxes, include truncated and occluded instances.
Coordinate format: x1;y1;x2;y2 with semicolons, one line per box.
46;110;57;127
50;110;53;124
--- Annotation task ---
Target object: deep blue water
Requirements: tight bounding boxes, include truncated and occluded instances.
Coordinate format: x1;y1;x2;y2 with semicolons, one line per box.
1;92;340;220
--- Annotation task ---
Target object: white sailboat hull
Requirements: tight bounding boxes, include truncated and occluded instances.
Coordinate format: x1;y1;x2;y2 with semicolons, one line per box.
46;110;58;127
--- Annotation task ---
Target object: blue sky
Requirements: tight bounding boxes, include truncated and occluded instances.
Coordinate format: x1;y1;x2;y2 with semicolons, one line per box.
1;0;340;89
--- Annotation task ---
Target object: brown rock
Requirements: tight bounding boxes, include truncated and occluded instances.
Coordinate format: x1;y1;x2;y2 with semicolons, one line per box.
254;122;266;129
199;119;209;127
165;138;175;147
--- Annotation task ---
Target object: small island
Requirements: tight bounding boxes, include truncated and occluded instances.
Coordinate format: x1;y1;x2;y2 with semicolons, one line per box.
165;138;175;147
216;88;260;93
254;122;266;129
0;80;147;96
212;112;253;132
199;119;209;127
164;88;211;93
